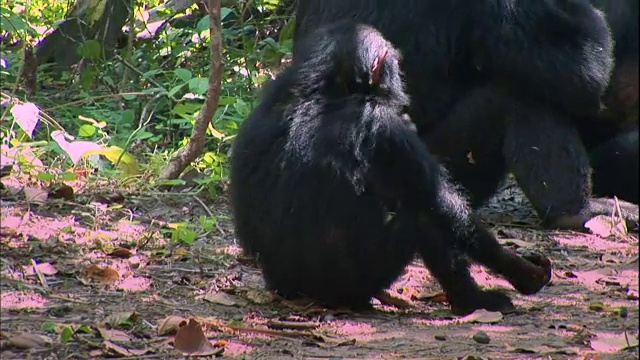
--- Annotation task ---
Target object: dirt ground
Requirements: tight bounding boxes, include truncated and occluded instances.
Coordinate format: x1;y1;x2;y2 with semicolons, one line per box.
1;179;638;359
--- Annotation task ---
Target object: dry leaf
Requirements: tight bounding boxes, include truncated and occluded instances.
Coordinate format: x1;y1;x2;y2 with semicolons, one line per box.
104;312;138;327
204;292;247;306
24;262;58;276
245;289;275;304
97;327;132;343
585;215;626;237
103;340;148;357
498;238;535;248
81;265;120;285
374;291;413;309
108;248;134;259
590;333;639;353
417;291;448;303
8;333;51;349
506;344;579;355
458;309;503;324
309;332;356;348
174;319;222;356
173;247;188;257
23;186;48;203
11;102;40;137
158;315;188;336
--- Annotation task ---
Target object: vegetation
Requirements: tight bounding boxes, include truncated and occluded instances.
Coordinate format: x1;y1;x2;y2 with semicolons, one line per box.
1;0;294;199
1;1;638;358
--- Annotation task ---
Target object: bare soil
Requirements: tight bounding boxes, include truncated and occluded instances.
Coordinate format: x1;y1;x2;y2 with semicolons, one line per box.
1;180;638;359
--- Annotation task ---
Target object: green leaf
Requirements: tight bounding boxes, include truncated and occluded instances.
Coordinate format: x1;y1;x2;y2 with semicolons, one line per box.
77;40;102;59
35;172;56;181
121;109;135;124
158;179;186;186
0;10;34;34
121;93;137;100
199;215;218;232
80;67;99;91
41;321;57;333
60;326;73;342
174;68;193;82
188;77;209;95
172;227;197;244
83;146;139;175
197;15;210;33
133;131;154;140
61;172;77;181
78;124;96;137
168;84;186;98
221;7;232;20
77;325;92;334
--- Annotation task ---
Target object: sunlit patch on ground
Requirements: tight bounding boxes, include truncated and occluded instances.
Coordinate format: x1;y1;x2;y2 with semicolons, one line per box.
1;181;638;358
1;291;47;310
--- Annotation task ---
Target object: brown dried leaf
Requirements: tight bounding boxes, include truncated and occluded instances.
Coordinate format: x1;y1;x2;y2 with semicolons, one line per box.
97;327;132;343
103;340;148;357
245;289;275;304
204;292;247;306
24;262;58;276
108;248;134;259
158;315;188;336
309;332;356;348
374;291;414;309
585;215;626;238
23;186;48;203
81;264;120;285
458;309;503;324
8;333;51;349
498;238;535;248
417;291;448;303
174;319;222;356
506;344;579;355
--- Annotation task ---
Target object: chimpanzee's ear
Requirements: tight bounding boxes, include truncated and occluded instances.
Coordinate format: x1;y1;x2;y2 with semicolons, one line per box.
370;48;388;85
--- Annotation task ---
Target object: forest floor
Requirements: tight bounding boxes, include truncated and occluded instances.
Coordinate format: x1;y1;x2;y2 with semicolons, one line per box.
1;178;638;359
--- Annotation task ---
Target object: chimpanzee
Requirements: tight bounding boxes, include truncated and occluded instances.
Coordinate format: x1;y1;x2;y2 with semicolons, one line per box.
230;21;552;315
589;129;639;202
293;0;639;230
580;0;639;203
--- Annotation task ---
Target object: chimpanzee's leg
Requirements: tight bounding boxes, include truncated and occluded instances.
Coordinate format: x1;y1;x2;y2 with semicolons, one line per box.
503;104;639;229
415;171;551;315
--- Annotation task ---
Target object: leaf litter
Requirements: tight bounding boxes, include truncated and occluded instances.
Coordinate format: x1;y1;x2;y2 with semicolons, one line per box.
0;177;638;359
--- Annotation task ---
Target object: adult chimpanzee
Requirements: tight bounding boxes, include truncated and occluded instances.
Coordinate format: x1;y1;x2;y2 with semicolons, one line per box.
230;21;552;315
293;0;639;230
580;0;639;203
589;129;639;202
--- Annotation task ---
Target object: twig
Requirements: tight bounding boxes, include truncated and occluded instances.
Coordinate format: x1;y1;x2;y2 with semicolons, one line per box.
192;195;227;236
227;325;319;340
31;258;50;289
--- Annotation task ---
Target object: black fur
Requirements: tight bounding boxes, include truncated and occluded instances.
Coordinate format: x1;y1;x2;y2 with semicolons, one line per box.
580;0;638;203
231;22;552;315
590;128;639;203
294;0;639;230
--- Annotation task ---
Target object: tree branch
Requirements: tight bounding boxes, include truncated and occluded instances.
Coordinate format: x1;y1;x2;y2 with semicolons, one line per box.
159;0;223;180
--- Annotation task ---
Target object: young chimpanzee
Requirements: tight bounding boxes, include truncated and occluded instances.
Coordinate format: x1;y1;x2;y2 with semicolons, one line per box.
293;0;639;230
230;21;552;315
